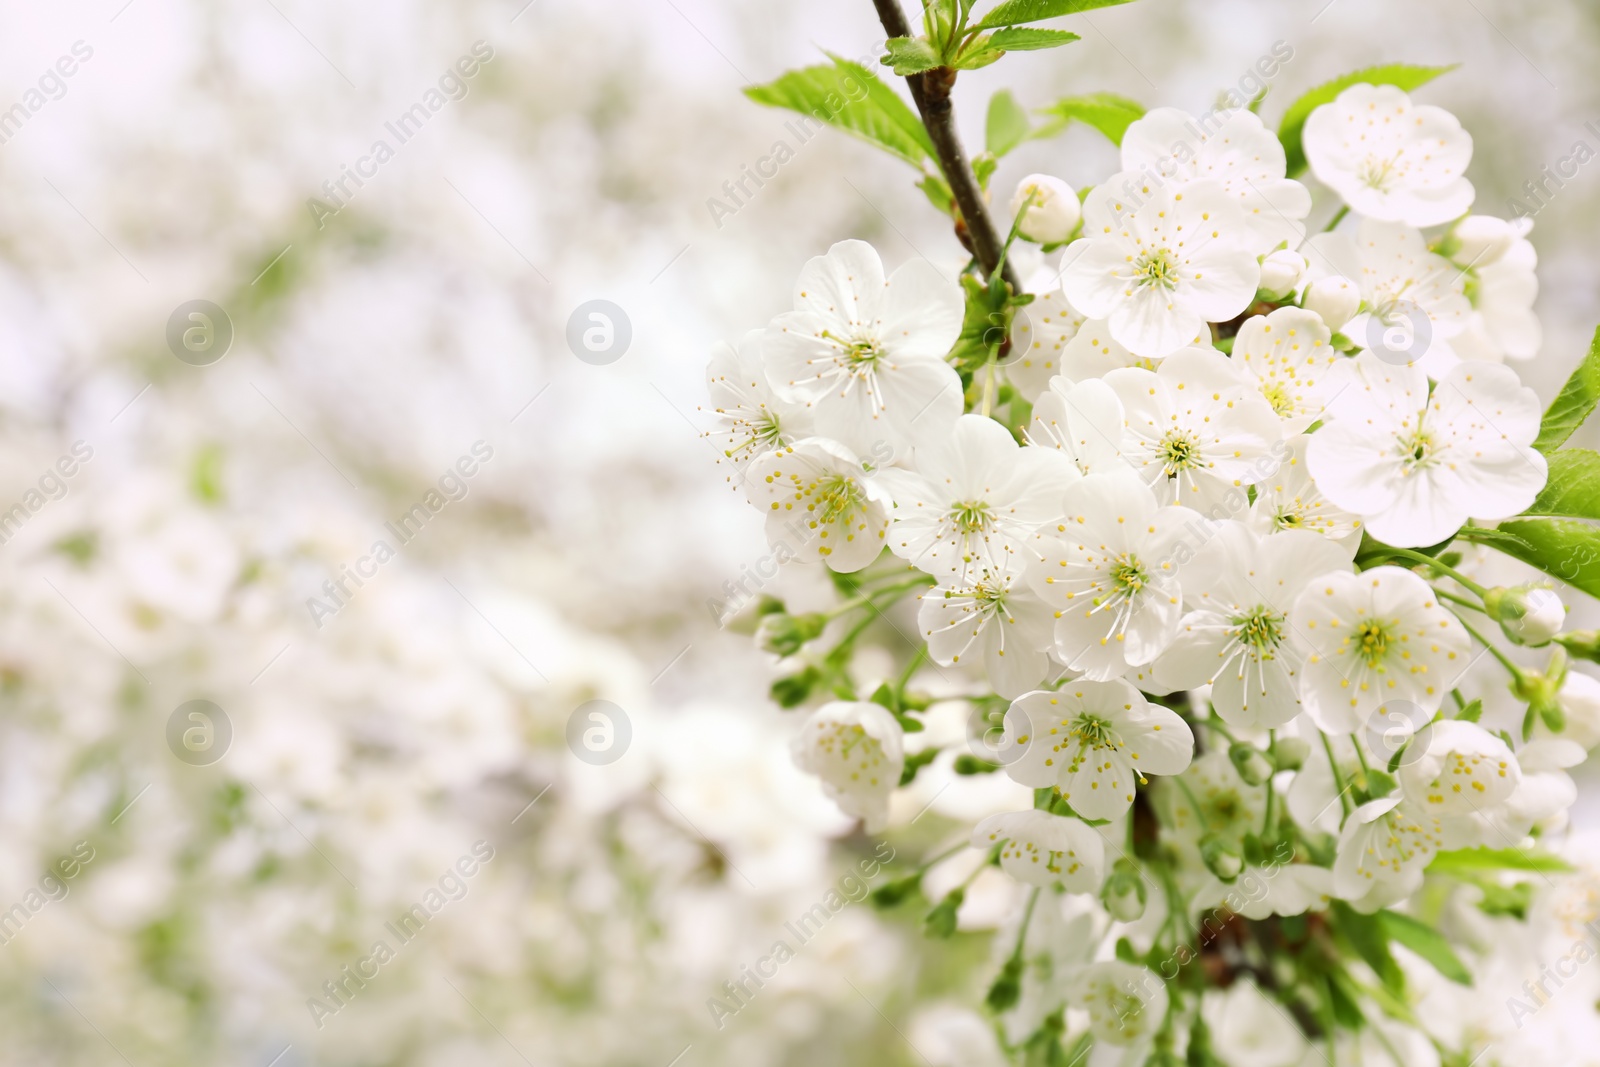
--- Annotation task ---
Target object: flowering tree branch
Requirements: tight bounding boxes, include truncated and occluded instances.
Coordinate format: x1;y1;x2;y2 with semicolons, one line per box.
869;0;1021;291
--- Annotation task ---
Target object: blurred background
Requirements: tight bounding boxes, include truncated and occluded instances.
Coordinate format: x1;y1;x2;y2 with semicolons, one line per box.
1;0;1599;1063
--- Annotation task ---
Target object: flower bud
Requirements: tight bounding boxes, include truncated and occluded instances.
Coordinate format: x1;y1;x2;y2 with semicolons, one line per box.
1199;833;1244;882
1258;250;1309;299
1513;663;1567;741
1448;215;1519;268
1228;742;1274;786
1558;630;1600;664
1272;736;1309;771
755;611;827;657
1485;583;1565;646
924;886;965;939
1302;276;1360;331
869;874;920;909
1101;859;1148;922
1009;174;1081;245
770;665;823;708
985;953;1024;1012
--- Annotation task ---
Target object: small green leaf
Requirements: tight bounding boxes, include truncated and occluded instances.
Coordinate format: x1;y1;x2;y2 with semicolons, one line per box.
917;173;956;216
1034;91;1146;146
974;0;1134;30
1429;846;1574;875
1471;518;1600;600
744;56;935;167
986;89;1032;157
1523;449;1600;519
1379;911;1473;985
1534;325;1600;452
1277;64;1457;177
882;36;943;75
986;26;1081;51
1331;902;1404;995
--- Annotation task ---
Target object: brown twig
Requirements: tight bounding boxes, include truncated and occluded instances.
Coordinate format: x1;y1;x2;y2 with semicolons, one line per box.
869;0;1021;292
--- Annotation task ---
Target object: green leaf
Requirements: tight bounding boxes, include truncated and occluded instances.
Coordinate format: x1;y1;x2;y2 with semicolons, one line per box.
1474;518;1600;600
882;36;943;76
986;26;1081;51
1034;91;1146;146
1379;911;1472;986
986;89;1032;157
899;746;942;785
1277;64;1457;177
1331;902;1404;994
1524;449;1600;519
744;56;935;168
974;0;1135;30
1428;846;1574;875
1534;325;1600;452
917;172;956;216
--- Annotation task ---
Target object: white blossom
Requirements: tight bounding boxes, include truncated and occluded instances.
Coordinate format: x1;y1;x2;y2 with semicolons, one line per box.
765;239;964;457
1002;679;1194;821
973;809;1105;891
747;438;894;572
1061;177;1261;357
791;701;906;832
1290;565;1469;733
1104;346;1283;509
1307;355;1547;548
1303;83;1475;227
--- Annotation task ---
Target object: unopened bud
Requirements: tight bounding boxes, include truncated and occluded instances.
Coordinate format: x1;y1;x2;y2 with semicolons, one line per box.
1558;630;1600;664
1009;174;1081;245
1199;833;1244;882
755;612;827;657
1228;742;1274;786
1258;250;1309;299
1447;215;1520;269
1485;584;1565;646
1101;859;1148;922
924;887;965;939
1272;736;1309;771
1302;276;1361;331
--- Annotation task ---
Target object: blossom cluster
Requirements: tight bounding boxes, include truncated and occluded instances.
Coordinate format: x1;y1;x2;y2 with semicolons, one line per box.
710;81;1599;1064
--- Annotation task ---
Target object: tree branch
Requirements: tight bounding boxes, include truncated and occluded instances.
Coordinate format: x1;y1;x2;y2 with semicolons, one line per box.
869;0;1021;292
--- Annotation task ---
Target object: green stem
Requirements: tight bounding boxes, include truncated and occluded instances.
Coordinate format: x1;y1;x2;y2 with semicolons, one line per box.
892;645;928;702
1352;736;1373;778
1010;886;1040;959
1262;730;1277;836
828;576;933;619
1323;205;1350;232
1321;733;1354;820
1174;776;1211;830
1434;586;1486;613
1451;609;1527;682
1362;546;1490;599
917;840;968;873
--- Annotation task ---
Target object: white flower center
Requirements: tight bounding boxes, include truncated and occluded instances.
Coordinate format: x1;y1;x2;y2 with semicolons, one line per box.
1133;248;1181;292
